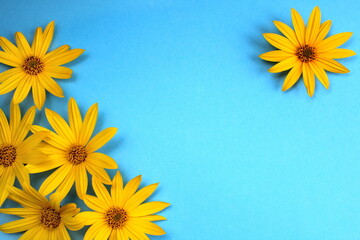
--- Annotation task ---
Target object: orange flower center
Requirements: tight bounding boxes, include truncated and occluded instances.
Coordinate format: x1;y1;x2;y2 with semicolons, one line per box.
68;145;87;165
0;145;17;167
105;207;128;229
22;56;44;75
296;45;317;62
40;207;61;229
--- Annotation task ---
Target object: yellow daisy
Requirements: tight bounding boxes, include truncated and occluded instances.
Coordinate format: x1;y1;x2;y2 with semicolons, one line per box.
0;184;83;240
259;6;356;96
0;21;84;109
0;102;47;206
77;171;170;240
28;97;118;200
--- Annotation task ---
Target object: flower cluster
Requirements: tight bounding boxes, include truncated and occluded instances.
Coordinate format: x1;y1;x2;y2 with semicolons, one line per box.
0;22;169;239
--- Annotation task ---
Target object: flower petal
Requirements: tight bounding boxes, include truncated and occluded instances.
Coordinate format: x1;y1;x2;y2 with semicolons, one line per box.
85;163;111;184
317;32;353;53
15;32;32;58
259;50;294;62
86;127;117;153
83;194;107;212
13;76;33;104
130;201;170;217
273;21;299;46
39;21;55;56
31;27;43;57
39;163;72;196
309;61;330;89
318;48;356;59
125;183;159;210
282;61;303;91
111;171;123;206
128;219;166;236
45;49;85;66
0;72;25;95
38;73;64;97
263;33;297;53
45;108;76;144
13;105;36;146
291;8;306;45
0;217;38;233
120;175;142;208
0;51;22;67
45;66;72;79
78;103;98;145
0;37;22;59
302;63;316;97
30;125;69;150
0;108;11;143
32;77;46;109
314;20;332;45
316;57;349;73
92;176;111;207
305;6;321;44
86;152;118;169
75;164;88;199
68;98;82;138
268;56;298;73
76;211;104;225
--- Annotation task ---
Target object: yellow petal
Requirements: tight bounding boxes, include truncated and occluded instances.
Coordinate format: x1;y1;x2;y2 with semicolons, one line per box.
111;171;123;206
8;186;42;209
83;194;107;212
39;163;72;196
92;176;111;206
60;203;80;216
45;66;72;79
23;184;49;208
0;217;38;233
26;158;66;174
32;78;46;110
55;168;75;200
0;168;14;206
75;164;88;199
0;37;21;58
86;127;117;153
0;51;22;67
45;108;76;144
13;105;36;146
291;8;306;45
68;98;82;138
316;57;349;73
128;219;166;236
318;48;356;59
10;101;20;136
17;131;48;156
314;20;332;45
123;225;149;240
268;56;298;73
18;226;43;240
282;61;303;91
39;21;55;56
15;32;32;58
62;216;84;231
125;183;159;210
76;211;104;225
140;215;167;221
0;68;24;83
0;108;11;143
38;73;64;97
45;49;85;66
30;125;69;150
0;72;25;95
302;63;316;97
84;222;106;240
305;6;321;44
31;27;43;57
13;161;30;186
57;223;71;240
42;45;70;62
259;50;294;62
79;103;98;145
120;175;142;208
13;76;33;104
85;163;111;184
317;32;353;53
130;201;170;217
309;61;330;89
86;152;118;169
273;21;300;46
0;207;39;217
93;225;112;239
263;33;296;53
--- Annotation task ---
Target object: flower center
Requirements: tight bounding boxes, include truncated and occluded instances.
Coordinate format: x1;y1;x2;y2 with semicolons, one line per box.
40;207;61;229
68;145;87;165
105;207;128;229
296;45;317;63
0;145;17;167
22;56;44;75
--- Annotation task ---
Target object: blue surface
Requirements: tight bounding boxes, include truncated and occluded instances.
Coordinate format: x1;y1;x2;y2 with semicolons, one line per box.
0;0;360;239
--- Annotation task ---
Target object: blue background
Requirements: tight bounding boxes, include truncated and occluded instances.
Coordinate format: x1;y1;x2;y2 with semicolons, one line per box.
0;0;360;239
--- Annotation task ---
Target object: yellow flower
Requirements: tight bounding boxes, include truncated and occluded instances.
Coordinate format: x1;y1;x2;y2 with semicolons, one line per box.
77;171;170;240
28;98;118;200
0;185;83;240
0;21;84;109
0;102;47;206
260;6;356;96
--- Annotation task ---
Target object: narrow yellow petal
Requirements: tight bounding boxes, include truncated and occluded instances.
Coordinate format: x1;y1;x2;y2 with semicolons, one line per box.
316;57;349;73
86;127;117;153
128;219;166;236
39;163;72;196
0;51;22;67
123;225;149;240
305;6;321;44
38;73;64;97
84;222;106;240
125;183;159;210
263;33;297;53
0;168;14;206
318;48;356;59
309;61;330;89
68;98;82;138
259;50;294;62
30;125;69;150
17;131;49;156
15;32;32;58
76;211;104;225
120;175;142;208
45;49;85;66
31;27;43;57
10;101;20;136
62;216;84;231
13;161;30;186
45;66;72;79
0;108;11;143
140;215;167;221
8;187;42;209
42;45;70;62
85;163;111;184
55;168;75;199
60;203;80;216
18;226;43;240
302;63;315;97
92;176;112;206
45;108;76;144
75;164;88;199
268;56;298;73
83;194;107;212
0;217;38;233
57;223;71;240
0;72;24;95
130;201;170;217
79;103;98;145
291;8;306;45
314;20;332;45
317;32;353;53
0;68;24;83
0;208;39;217
282;61;303;91
39;21;55;56
23;184;49;208
26;158;66;174
86;152;118;169
0;37;22;59
273;21;300;46
13;76;33;104
111;171;123;206
94;225;112;240
32;77;46;110
13;105;36;146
